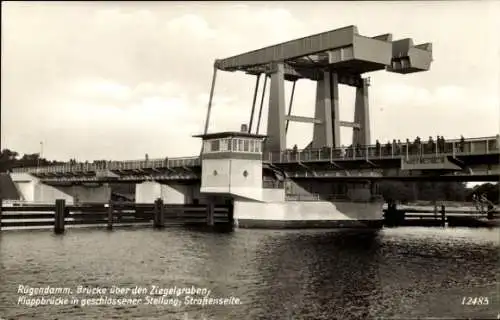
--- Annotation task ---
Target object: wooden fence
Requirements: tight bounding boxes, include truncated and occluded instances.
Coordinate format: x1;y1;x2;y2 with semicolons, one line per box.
384;205;499;227
0;199;233;233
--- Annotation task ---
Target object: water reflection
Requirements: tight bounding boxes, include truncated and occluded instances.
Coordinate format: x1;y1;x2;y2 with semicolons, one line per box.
246;230;382;319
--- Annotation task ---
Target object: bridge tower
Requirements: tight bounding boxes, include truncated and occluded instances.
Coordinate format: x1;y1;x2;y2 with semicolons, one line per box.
202;25;432;152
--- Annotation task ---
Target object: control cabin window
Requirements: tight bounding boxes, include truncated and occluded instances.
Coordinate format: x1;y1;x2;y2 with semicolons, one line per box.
203;140;220;153
203;137;262;153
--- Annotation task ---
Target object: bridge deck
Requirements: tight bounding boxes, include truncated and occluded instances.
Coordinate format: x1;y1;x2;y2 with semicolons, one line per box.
9;136;499;178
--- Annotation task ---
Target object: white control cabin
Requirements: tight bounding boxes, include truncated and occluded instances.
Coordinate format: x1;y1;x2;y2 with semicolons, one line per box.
194;130;266;201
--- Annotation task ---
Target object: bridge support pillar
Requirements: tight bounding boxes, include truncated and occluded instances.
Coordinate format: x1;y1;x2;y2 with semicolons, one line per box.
135;181;195;204
352;78;371;146
313;71;340;148
10;173;111;204
265;62;286;152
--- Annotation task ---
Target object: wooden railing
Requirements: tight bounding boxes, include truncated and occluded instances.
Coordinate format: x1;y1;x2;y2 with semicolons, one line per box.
383;204;499;227
0;199;232;233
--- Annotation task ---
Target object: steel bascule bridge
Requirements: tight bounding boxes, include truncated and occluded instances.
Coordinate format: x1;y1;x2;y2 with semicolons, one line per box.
6;26;500;203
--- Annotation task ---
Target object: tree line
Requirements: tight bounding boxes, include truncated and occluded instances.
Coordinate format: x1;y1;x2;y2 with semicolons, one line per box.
0;149;64;170
1;148;498;204
0;149;110;171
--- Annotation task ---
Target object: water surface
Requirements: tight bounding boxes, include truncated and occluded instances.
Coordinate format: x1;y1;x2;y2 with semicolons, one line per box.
0;227;498;319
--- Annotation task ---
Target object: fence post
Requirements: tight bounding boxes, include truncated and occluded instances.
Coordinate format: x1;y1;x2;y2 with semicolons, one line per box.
207;201;215;227
227;199;234;228
54;199;66;234
153;198;164;229
0;198;3;231
107;201;114;230
440;205;446;227
153;199;158;227
158;199;165;228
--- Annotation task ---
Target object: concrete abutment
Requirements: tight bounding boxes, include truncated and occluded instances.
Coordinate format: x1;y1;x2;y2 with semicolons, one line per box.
10;173;111;204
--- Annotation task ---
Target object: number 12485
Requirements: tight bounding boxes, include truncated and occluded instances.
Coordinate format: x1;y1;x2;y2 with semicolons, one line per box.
462;296;489;305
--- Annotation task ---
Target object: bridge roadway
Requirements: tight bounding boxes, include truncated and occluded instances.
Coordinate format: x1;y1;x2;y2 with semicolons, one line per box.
10;136;500;184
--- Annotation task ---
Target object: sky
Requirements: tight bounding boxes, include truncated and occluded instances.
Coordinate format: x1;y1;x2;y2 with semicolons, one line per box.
2;1;499;161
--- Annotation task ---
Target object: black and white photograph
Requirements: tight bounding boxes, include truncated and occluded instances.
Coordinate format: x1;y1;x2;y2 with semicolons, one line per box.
0;1;499;319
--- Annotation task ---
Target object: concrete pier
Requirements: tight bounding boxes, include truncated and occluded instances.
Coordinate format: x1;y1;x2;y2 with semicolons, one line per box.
135;181;209;204
11;173;111;204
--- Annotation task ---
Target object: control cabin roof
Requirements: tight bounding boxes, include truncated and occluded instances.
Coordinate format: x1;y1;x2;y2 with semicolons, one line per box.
193;132;267;140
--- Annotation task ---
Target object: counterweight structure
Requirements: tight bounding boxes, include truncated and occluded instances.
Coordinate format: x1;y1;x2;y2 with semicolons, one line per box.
203;25;433;152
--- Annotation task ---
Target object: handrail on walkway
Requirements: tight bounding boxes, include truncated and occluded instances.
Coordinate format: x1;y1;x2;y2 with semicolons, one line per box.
9;135;499;174
264;135;499;163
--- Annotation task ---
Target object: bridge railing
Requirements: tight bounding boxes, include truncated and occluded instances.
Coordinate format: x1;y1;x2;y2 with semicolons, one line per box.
263;136;499;163
9;136;499;174
11;156;201;174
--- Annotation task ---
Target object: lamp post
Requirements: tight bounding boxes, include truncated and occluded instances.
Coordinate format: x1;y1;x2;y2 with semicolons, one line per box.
38;141;43;167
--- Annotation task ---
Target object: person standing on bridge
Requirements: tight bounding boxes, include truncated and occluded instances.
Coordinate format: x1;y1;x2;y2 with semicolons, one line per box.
428;136;435;155
292;144;298;161
375;140;381;156
415;136;423;157
405;138;411;156
460;135;465;152
414;136;422;157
